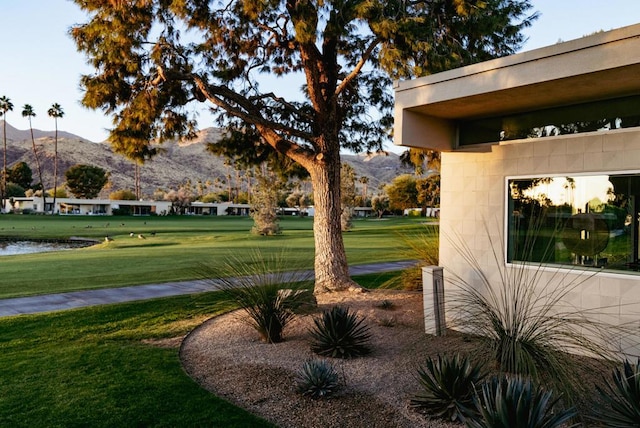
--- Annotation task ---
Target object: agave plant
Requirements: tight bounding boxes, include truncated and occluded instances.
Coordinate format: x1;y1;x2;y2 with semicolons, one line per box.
594;359;640;426
466;375;577;428
295;358;341;399
200;248;314;343
309;306;372;358
411;354;486;422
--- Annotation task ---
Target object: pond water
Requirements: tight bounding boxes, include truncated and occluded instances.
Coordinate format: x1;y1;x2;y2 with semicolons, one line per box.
0;241;85;256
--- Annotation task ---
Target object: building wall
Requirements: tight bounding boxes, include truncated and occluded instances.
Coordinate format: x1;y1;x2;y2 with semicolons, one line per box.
439;127;640;356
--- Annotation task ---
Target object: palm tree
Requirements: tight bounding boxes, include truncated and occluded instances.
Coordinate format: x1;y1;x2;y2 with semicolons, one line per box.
400;148;441;176
0;96;14;212
22;104;46;210
133;161;141;199
359;176;369;200
47;103;64;214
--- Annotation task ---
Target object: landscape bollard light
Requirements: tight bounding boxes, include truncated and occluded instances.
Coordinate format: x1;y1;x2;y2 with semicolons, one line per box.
422;266;446;336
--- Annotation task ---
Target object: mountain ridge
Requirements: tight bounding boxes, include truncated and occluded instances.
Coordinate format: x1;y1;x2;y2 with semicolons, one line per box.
1;120;90;143
1;121;411;197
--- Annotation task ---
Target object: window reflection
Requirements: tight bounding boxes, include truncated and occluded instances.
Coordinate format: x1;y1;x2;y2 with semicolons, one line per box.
507;174;640;272
459;95;640;146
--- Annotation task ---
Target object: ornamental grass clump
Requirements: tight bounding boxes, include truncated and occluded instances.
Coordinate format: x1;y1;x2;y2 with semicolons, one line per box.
309;306;372;359
295;359;341;399
201;249;314;343
465;375;577;428
411;354;486;423
383;224;439;290
446;225;620;397
594;359;640;426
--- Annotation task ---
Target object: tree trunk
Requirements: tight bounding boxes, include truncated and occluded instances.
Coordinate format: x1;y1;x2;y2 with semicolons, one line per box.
29;122;46;212
52;123;58;215
308;149;360;294
2;121;6;212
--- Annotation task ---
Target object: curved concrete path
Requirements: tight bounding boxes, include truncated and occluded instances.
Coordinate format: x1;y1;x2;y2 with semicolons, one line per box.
0;260;418;318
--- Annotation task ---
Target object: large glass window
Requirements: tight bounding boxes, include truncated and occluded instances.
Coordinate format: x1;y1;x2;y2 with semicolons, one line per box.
460;95;640;146
507;173;640;273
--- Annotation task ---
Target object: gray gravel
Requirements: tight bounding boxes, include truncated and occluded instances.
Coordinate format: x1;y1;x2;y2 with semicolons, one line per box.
180;290;472;428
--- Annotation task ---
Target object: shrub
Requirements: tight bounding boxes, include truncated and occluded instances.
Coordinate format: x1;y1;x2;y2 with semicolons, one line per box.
295;359;341;399
378;317;396;327
446;226;618;396
383;224;438;290
402;223;439;266
109;189;137;200
376;299;394;310
309;306;372;358
201;249;314;343
594;359;640;426
466;376;577;428
411;354;486;423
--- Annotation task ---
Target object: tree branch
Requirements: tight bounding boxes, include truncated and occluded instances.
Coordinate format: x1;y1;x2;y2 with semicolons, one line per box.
248;92;314;122
335;37;380;96
192;75;315;165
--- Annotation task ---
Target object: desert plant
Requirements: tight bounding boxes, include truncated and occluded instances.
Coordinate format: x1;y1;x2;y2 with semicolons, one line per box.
446;224;619;396
383;224;439;290
201;249;314;343
309;306;372;358
295;358;341;399
411;354;486;423
403;223;439;266
466;375;577;428
594;359;640;426
378;317;396;327
376;299;394;310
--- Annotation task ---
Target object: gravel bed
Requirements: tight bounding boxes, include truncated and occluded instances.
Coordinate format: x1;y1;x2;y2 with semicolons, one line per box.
180;290;478;428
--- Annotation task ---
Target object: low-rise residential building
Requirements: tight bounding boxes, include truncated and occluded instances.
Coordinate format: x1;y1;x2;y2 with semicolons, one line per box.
395;24;640;355
4;197;251;217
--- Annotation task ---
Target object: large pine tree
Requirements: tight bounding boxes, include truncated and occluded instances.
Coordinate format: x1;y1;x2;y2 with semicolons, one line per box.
71;0;536;293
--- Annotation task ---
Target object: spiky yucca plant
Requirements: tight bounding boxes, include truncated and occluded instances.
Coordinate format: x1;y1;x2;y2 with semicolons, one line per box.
201;249;314;343
295;359;341;399
446;224;619;396
594;359;640;426
411;354;486;422
466;376;577;428
309;306;372;358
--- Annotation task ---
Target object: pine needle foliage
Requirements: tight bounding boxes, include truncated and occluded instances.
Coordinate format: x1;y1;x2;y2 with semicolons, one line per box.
309;306;372;359
466;376;577;428
594;359;640;427
71;0;537;293
411;354;486;423
295;359;341;399
200;249;314;343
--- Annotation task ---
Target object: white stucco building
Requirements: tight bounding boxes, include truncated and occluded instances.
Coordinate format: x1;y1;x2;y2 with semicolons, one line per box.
5;197;251;217
395;24;640;355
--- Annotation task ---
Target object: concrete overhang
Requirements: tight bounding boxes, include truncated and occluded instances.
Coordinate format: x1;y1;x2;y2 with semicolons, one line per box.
394;23;640;151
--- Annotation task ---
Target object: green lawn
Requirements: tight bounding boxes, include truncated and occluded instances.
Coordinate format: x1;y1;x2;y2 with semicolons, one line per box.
0;271;402;427
0;292;273;427
0;215;431;427
0;215;430;298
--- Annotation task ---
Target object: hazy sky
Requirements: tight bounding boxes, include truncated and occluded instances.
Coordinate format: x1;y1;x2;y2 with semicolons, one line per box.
0;0;638;147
